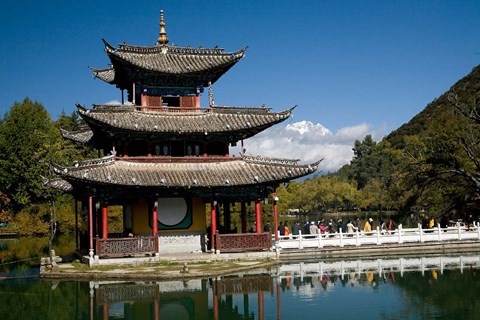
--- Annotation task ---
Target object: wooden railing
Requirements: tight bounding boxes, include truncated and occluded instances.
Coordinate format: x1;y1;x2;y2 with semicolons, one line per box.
137;106;211;113
215;232;271;253
96;283;158;304
276;224;480;250
95;236;158;258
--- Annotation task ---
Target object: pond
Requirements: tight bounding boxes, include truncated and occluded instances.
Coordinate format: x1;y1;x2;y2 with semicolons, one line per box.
0;237;479;319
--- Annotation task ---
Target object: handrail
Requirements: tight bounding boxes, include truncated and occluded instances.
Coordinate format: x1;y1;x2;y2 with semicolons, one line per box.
274;223;480;250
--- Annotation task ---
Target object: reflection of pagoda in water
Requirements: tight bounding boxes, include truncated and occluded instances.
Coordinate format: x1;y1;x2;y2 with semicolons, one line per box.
45;10;320;262
90;275;277;319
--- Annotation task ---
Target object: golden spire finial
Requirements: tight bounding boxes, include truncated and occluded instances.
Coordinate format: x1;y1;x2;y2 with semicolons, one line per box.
157;10;169;46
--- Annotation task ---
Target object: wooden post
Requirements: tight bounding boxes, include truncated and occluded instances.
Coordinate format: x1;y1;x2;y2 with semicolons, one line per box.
241;202;247;233
276;279;281;320
211;200;217;253
194;93;200;109
224;202;231;233
339;227;344;247
133;82;136;105
74;199;78;250
255;199;262;233
258;292;264;320
273;193;279;243
88;195;93;257
101;203;108;239
213;278;219;320
152;200;158;237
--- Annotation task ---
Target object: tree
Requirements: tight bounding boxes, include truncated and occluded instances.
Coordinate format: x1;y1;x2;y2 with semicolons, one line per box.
0;98;62;211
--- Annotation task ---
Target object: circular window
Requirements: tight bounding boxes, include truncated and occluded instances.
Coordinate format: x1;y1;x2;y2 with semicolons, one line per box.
157;198;188;226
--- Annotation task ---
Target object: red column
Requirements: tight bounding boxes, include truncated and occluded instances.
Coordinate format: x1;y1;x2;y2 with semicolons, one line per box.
211;201;217;252
224;143;229;157
89;195;93;252
241;202;247;233
194;94;200;109
273;192;279;243
258;292;264;320
103;303;109;320
147;142;152;157
101;204;108;239
213;278;219;320
89;290;94;320
154;285;160;320
276;280;281;320
141;92;148;109
152;201;158;236
255;199;262;233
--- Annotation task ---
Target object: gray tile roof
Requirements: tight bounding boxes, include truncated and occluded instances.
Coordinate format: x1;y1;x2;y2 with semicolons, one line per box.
105;40;246;75
50;155;321;189
60;127;94;143
92;40;246;88
42;177;73;192
72;104;294;142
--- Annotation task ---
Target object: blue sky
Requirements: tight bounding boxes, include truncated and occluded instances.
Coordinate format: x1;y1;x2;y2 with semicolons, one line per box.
1;0;479;171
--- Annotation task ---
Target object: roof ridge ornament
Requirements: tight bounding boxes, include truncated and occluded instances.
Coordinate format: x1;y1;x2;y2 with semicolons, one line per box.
157;10;169;46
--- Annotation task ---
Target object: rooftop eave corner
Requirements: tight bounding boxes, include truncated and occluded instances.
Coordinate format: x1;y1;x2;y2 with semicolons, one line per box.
235;46;249;59
75;102;88;113
102;38;116;52
50;162;67;176
279;105;297;118
308;158;324;173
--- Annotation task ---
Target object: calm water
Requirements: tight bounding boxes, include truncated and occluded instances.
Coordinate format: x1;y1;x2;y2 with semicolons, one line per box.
1;237;479;319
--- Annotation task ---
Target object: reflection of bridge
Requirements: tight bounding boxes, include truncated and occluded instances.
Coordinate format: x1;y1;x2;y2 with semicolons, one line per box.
278;255;480;279
276;224;480;251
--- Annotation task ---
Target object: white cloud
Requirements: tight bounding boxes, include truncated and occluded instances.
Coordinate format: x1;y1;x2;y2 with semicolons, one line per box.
104;100;122;105
237;120;383;174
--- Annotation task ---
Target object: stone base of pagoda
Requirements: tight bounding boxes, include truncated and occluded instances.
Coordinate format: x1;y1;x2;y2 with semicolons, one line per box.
158;231;206;254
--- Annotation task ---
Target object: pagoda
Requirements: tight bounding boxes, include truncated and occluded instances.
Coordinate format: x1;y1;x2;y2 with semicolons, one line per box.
46;11;321;263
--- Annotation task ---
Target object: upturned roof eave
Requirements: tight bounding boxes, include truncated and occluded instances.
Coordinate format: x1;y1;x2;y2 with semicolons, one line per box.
49;155;321;189
99;39;246;79
74;103;294;138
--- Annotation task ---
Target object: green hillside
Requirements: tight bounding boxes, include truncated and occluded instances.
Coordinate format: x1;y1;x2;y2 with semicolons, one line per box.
386;65;480;147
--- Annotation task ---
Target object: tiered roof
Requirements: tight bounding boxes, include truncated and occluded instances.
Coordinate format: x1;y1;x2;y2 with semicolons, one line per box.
46;10;321;200
63;104;295;144
46;155;321;200
92;42;246;90
91;11;246;95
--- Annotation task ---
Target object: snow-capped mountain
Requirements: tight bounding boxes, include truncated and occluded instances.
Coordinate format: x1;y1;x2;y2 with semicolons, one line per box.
286;120;331;136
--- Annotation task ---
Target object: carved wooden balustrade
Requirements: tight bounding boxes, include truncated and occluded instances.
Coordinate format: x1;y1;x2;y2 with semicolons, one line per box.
215;275;273;295
95;236;159;258
96;283;158;305
215;232;271;253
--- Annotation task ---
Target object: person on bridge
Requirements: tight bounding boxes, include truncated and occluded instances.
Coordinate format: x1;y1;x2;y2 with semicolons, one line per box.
364;218;373;235
278;222;285;237
284;222;290;238
309;221;318;235
346;220;357;235
292;221;300;238
386;218;396;234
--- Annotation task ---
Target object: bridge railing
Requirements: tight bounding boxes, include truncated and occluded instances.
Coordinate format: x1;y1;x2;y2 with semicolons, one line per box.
275;223;480;250
278;255;480;278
